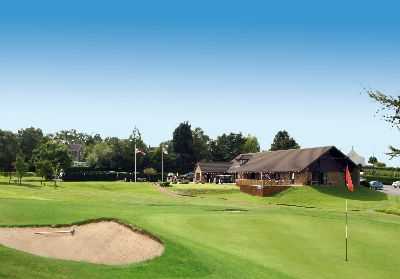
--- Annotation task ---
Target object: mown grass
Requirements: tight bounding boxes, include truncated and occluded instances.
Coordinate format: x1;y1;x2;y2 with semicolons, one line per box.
0;178;399;279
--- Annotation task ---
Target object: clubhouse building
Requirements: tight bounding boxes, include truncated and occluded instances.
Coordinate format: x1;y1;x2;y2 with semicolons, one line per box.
194;146;360;196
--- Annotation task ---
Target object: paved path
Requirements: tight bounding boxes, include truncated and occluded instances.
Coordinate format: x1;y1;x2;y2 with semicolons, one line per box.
378;185;400;196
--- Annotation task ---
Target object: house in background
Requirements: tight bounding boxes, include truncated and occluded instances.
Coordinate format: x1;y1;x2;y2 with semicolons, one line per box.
68;144;84;162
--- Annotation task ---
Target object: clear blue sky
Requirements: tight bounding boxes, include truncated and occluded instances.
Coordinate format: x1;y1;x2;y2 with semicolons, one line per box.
1;0;400;165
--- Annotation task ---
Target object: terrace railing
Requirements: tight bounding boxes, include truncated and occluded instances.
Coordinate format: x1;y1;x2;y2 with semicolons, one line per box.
236;179;291;187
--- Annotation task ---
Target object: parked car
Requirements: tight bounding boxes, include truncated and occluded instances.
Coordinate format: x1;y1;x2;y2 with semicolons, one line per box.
176;172;194;184
369;181;384;191
181;172;194;181
392;181;400;188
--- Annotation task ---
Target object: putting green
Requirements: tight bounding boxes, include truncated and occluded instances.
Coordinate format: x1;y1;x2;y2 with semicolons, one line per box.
0;179;399;279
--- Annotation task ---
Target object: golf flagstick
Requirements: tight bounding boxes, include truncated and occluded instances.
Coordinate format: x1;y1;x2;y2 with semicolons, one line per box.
345;199;348;262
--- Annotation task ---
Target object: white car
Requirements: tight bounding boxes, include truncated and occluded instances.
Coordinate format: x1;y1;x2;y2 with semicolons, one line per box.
392;181;400;188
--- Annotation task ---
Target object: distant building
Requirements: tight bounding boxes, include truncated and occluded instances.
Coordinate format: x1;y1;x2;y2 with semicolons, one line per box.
194;146;360;196
194;162;233;183
347;147;366;167
68;144;84;162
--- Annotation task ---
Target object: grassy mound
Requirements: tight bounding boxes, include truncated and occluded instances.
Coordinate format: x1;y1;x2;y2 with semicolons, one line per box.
268;185;391;210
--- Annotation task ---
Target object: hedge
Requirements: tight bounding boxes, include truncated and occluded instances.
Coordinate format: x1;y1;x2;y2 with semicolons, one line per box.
362;175;398;185
62;170;133;182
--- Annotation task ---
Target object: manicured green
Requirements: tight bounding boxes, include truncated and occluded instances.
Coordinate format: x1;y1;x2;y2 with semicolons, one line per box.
0;178;399;279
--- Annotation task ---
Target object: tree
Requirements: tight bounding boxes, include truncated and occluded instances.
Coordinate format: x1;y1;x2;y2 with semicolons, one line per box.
36;160;55;181
192;128;211;162
54;129;90;145
147;141;177;174
15;154;28;185
17;127;44;170
368;91;400;158
367;156;386;168
105;137;127;170
128;127;148;172
210;133;246;161
375;162;386;168
172;122;195;173
0;130;18;171
33;140;72;180
84;130;149;172
368;156;378;164
85;134;103;146
270;130;300;151
241;135;261;153
173;122;194;154
86;142;113;169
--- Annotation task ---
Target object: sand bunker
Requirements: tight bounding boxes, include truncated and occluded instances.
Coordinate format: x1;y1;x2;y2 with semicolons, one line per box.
0;221;164;265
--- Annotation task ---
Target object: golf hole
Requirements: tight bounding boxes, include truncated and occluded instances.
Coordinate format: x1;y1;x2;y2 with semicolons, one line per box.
0;220;164;266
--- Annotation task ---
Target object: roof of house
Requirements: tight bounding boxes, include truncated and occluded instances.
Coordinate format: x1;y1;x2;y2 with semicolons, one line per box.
197;162;233;173
234;153;256;161
347;147;366;166
229;146;353;173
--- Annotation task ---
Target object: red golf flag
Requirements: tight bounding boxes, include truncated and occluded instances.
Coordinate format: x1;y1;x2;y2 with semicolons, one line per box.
345;165;354;192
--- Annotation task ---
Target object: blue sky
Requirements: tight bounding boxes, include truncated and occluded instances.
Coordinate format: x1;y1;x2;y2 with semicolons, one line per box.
1;0;400;165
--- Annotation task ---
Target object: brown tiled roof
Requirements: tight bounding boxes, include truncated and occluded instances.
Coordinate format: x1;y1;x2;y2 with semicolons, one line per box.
229;146;353;173
197;162;232;173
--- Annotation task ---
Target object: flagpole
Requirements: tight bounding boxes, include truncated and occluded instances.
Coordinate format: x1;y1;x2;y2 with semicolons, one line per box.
345;199;348;262
161;146;164;182
134;142;137;183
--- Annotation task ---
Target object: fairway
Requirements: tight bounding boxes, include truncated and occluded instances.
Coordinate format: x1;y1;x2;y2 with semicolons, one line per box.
0;178;400;279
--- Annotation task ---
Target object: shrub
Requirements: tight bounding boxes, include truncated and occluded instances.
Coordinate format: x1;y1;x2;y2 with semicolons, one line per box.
62;168;132;181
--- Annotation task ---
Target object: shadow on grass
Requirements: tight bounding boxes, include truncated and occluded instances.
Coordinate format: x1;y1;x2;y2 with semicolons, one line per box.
311;185;388;201
0;181;42;189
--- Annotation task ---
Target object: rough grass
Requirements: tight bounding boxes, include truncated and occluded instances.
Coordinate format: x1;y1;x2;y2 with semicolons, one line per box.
0;178;399;279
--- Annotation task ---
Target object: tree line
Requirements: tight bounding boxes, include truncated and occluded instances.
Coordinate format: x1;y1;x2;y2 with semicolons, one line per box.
0;123;300;180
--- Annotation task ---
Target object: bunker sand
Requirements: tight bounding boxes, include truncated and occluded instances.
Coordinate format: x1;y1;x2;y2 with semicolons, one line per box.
0;221;164;265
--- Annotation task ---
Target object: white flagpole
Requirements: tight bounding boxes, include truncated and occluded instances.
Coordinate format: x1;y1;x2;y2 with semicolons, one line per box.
161;146;164;182
134;142;137;183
